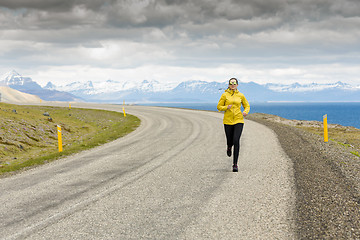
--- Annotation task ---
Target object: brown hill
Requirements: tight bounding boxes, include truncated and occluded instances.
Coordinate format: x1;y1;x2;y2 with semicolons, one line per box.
0;87;42;103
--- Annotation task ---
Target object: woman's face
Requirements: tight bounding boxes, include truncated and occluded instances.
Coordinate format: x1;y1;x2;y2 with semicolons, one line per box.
229;79;238;90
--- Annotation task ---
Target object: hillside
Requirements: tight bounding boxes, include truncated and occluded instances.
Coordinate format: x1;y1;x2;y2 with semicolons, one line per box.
0;86;42;103
0;103;140;176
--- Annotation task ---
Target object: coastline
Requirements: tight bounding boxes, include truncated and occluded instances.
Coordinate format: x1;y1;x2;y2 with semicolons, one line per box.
139;102;360;129
247;113;360;239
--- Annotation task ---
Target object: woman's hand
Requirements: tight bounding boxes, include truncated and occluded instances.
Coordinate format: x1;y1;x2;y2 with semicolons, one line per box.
243;112;248;116
227;105;232;109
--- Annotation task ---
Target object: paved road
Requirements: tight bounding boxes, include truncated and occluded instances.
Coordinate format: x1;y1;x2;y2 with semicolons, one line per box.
0;104;295;239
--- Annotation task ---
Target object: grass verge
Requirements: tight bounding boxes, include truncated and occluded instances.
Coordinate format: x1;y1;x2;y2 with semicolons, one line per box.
247;113;360;158
296;126;360;156
0;102;140;177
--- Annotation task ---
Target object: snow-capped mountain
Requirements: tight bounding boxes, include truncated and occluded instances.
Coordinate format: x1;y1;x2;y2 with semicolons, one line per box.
1;70;81;101
1;70;31;85
173;80;224;94
0;70;43;90
53;79;172;96
265;81;357;92
46;81;95;97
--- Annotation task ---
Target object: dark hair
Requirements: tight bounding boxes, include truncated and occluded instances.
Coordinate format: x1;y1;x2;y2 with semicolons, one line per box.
229;78;238;85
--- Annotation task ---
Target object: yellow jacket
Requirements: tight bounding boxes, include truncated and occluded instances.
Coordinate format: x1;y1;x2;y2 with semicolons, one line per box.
217;89;250;125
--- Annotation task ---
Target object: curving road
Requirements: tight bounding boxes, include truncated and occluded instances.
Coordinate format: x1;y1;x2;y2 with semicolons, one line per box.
0;104;295;239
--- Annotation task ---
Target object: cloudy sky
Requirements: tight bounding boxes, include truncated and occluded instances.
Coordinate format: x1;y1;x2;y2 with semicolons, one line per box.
0;0;359;86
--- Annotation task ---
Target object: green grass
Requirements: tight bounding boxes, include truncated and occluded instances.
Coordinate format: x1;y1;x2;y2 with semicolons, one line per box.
0;103;140;176
351;151;360;157
296;126;360;155
247;113;360;159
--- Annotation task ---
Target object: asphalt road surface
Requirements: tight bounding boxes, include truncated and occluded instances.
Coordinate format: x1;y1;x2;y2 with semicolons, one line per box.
0;104;295;239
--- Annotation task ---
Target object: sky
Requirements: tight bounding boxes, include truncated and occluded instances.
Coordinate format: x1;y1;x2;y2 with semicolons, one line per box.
0;0;359;87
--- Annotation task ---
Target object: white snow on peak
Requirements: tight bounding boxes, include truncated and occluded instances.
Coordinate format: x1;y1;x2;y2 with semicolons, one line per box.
1;70;21;80
0;70;27;86
55;79;173;94
56;81;94;91
44;81;57;90
266;81;356;92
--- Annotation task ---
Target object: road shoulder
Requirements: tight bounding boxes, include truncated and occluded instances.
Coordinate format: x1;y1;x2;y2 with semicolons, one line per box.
247;113;360;239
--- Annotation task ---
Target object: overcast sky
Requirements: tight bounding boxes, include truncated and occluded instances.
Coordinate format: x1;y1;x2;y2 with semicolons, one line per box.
0;0;359;86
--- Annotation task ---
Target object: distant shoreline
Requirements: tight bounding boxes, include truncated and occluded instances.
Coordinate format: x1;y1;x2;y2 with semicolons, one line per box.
134;100;360;104
138;102;360;129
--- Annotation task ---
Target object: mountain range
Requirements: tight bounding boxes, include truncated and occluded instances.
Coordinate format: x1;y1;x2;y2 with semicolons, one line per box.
1;70;359;103
0;70;81;102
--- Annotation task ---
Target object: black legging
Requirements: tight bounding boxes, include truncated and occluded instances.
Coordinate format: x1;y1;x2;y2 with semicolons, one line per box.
224;123;244;165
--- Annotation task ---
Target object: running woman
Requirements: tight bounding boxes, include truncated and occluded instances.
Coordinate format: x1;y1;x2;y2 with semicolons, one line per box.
217;78;250;172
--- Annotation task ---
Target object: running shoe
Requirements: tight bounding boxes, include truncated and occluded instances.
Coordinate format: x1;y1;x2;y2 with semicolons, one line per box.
227;147;232;157
232;164;238;172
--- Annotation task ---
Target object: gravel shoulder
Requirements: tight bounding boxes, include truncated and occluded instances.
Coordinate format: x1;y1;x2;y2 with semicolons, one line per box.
247;113;360;239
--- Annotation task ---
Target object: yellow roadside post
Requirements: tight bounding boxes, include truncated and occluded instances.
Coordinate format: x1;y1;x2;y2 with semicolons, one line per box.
323;114;328;142
69;103;71;110
123;100;126;117
57;125;63;152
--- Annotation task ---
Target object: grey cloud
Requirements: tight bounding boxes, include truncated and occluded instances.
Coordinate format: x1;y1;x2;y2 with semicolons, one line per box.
1;0;360;31
0;0;75;11
0;0;113;11
0;27;146;47
1;0;359;69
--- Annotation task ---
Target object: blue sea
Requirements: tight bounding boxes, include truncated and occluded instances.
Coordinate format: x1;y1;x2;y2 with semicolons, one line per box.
139;102;360;129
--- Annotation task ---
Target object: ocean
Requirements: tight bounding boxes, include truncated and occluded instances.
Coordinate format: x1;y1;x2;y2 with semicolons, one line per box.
139;102;360;129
